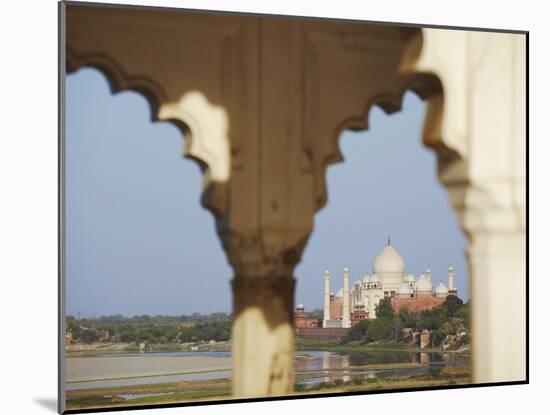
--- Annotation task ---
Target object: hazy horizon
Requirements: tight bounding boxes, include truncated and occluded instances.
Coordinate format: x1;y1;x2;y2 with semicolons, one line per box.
66;68;468;317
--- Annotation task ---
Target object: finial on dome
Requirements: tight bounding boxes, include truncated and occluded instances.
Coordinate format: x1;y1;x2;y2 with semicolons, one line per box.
387;234;391;246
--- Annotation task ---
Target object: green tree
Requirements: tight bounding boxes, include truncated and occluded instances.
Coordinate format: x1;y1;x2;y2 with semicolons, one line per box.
374;298;394;321
80;329;98;344
392;316;404;341
455;301;470;330
341;320;369;343
442;317;466;336
308;309;324;320
365;318;391;342
442;295;464;315
397;307;416;327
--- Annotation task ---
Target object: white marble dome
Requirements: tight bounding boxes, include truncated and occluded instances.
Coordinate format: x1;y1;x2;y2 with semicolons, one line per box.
370;274;380;284
435;282;449;295
373;244;405;275
405;273;416;283
362;274;370;283
416;274;433;292
296;303;305;309
336;288;344;297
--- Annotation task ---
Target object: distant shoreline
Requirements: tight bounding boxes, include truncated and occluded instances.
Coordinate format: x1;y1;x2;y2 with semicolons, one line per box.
66;340;232;354
66;339;469;356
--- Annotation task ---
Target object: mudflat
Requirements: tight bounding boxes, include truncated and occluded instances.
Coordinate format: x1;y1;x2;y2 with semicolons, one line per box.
66;354;232;383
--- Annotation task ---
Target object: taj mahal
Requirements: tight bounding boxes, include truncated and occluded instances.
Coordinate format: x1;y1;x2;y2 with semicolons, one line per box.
320;238;458;329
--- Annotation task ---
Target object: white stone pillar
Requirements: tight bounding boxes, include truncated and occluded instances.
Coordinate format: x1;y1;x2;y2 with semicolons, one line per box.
231;274;295;397
342;267;351;328
417;29;526;383
448;266;455;291
323;269;331;328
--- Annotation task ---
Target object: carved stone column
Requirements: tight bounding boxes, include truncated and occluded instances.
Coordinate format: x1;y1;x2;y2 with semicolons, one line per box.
415;29;527;383
231;275;295;396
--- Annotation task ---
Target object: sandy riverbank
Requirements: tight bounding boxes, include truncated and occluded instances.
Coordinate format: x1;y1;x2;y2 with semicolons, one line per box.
65;365;471;411
66;354;232;383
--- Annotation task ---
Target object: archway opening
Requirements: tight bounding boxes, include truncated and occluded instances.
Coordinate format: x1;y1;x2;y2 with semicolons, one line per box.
65;67;233;318
64;68;235;405
294;91;470;383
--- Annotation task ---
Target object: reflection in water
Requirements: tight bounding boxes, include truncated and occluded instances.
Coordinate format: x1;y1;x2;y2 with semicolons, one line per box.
67;350;469;392
295;350;469;388
343;350;451;366
296;351;350;371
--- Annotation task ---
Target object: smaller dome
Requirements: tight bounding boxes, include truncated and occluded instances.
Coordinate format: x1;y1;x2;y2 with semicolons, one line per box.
397;284;412;296
405;273;415;283
370;274;380;284
296;303;305;309
362;274;370;283
355;279;361;286
336;288;344;297
448;265;454;271
435;282;448;294
344;266;350;273
416;274;433;292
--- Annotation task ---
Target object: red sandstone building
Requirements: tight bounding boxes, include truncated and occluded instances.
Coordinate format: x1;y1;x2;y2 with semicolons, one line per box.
293;304;319;328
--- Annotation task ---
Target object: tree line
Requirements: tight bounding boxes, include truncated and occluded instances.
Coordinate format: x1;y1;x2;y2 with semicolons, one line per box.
341;296;470;347
66;313;232;344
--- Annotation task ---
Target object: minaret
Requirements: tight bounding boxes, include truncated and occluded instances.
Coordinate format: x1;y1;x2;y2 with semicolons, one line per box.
448;266;456;294
323;269;331;328
342;267;351;328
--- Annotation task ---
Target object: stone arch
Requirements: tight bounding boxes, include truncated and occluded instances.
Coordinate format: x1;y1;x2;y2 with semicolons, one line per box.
317;70;463;213
310;25;461;213
63;4;526;397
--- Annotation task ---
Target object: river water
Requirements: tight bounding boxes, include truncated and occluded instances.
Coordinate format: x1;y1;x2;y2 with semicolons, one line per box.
65;349;469;391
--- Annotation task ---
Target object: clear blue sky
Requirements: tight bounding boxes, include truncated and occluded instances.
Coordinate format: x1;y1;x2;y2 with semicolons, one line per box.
66;68;468;317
